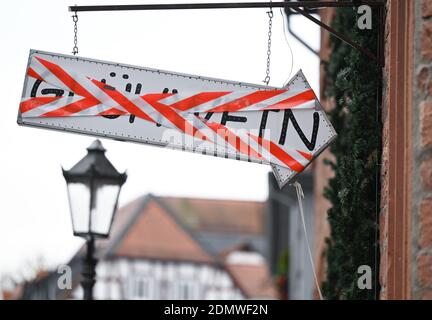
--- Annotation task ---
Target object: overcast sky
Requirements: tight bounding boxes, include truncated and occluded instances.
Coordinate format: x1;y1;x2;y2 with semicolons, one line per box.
0;0;319;280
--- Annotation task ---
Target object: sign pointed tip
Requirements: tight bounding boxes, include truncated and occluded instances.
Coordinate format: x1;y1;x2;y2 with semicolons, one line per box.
87;139;106;152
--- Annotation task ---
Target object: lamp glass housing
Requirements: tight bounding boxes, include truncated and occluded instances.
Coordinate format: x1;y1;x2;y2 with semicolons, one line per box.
63;140;126;239
66;177;121;238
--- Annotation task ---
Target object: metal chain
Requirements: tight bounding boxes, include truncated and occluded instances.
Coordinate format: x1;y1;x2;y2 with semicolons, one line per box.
72;12;79;55
263;6;273;85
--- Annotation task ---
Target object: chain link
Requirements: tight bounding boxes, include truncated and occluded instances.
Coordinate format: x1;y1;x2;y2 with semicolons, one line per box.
72;12;79;55
263;6;273;85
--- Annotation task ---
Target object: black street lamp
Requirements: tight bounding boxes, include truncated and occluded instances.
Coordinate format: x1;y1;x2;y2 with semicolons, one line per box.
62;139;127;300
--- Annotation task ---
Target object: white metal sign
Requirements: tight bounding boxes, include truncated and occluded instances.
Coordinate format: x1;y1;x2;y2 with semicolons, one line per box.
18;50;336;188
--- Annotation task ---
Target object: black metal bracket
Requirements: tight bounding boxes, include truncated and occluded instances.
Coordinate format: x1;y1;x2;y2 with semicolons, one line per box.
285;7;319;57
68;1;385;67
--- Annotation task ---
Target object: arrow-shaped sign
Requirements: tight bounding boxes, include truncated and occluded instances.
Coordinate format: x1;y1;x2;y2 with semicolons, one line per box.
18;50;336;188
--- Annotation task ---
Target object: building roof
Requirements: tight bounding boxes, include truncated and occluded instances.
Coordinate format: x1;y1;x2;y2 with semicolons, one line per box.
100;195;266;261
225;261;277;299
160;197;265;235
112;197;215;263
222;244;278;299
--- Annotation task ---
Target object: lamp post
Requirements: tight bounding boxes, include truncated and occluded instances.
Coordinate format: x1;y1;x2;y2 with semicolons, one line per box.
62;139;127;300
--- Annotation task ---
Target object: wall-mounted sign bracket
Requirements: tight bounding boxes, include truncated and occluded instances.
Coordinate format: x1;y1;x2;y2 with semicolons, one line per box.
284;6;319;57
68;1;385;67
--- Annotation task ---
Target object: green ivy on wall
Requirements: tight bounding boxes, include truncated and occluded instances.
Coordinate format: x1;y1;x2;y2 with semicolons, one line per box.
322;6;381;300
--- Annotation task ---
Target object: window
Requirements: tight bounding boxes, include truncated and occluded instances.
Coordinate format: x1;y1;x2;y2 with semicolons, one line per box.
130;276;155;300
176;281;199;300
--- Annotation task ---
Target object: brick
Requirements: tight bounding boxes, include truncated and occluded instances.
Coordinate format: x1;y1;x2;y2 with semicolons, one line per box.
380;208;388;241
423;0;432;18
381;188;388;211
420;101;432;148
420;198;432;248
418;254;432;286
421;156;432;190
417;67;429;92
379;241;388;289
421;21;432;61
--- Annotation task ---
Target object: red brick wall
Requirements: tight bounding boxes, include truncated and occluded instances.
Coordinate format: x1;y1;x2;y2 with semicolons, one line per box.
378;0;432;299
379;0;414;300
413;0;432;300
315;0;432;300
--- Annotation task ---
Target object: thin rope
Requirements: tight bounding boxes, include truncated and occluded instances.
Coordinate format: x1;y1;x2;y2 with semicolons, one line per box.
280;8;294;86
291;181;324;300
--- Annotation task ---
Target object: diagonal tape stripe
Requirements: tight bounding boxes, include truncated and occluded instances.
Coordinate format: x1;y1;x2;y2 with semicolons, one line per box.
35;57;95;99
207;90;286;113
40;97;100;117
169;92;232;111
27;67;43;81
20;97;62;113
248;133;305;172
197;117;266;161
91;79;155;123
297;150;313;161
263;89;316;110
142;94;210;141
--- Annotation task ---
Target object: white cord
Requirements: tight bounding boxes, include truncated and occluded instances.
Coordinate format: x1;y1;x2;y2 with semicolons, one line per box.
291;181;324;300
280;8;294;86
